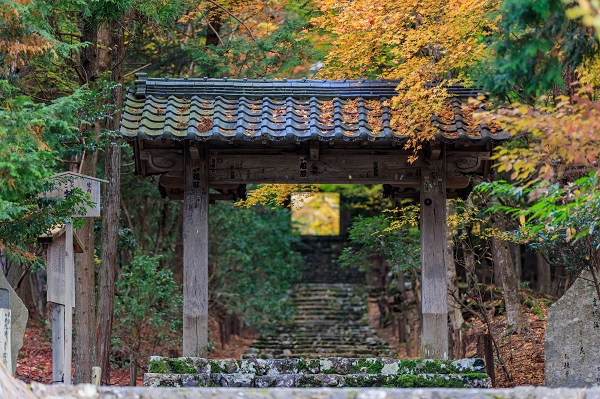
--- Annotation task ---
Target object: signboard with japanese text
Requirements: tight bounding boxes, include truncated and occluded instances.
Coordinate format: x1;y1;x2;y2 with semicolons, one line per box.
43;172;107;218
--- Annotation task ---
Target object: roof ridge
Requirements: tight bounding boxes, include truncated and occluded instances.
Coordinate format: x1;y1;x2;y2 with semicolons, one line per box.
132;73;479;99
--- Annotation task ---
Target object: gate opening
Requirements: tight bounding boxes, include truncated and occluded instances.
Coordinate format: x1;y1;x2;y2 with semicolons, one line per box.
291;192;340;236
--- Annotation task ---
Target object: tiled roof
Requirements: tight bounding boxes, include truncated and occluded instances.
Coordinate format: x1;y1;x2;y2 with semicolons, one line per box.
120;74;508;143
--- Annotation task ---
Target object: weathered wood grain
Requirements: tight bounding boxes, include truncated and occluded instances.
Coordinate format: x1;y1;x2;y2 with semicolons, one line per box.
182;142;209;357
52;303;65;383
420;150;449;360
64;223;74;384
149;149;473;188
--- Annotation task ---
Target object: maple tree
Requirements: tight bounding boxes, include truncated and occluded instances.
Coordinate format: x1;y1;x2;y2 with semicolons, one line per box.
312;0;498;150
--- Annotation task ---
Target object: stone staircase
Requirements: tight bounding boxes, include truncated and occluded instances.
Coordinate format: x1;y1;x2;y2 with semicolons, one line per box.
144;357;491;388
242;283;397;359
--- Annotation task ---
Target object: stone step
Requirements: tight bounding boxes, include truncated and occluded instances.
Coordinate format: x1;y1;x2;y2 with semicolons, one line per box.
148;357;486;376
245;282;391;358
252;337;386;343
292;310;365;315
249;346;393;353
292;317;364;323
241;352;399;359
145;372;491;388
293;284;361;290
292;305;366;310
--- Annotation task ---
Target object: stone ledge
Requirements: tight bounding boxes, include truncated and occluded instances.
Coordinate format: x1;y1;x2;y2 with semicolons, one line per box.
144;372;491;388
147;357;485;376
29;385;600;399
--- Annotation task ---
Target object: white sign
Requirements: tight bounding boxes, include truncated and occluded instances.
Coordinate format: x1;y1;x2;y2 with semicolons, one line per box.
43;172;107;218
0;308;11;375
46;234;74;307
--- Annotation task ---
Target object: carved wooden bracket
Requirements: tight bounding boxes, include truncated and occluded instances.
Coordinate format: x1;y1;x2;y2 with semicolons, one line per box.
140;150;184;173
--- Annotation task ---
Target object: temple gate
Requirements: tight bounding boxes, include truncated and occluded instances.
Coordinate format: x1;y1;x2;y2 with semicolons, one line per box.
119;74;507;359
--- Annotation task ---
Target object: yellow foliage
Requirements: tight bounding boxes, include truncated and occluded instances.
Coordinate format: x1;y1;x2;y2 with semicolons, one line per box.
0;1;54;73
566;0;600;38
312;0;498;148
473;88;600;182
291;192;340;235
237;184;317;208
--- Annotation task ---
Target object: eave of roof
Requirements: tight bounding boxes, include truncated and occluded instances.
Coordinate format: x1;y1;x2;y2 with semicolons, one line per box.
120;74;509;144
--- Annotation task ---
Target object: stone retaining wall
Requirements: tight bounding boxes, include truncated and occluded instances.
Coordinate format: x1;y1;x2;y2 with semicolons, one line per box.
28;385;600;399
143;357;491;388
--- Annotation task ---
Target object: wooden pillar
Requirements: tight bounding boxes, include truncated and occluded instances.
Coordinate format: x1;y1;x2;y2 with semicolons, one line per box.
183;142;209;357
420;147;448;359
64;222;74;384
52;303;65;383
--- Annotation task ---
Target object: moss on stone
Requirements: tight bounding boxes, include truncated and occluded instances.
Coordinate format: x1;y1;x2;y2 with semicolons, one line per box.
297;374;323;387
148;359;170;374
208;360;224;374
295;359;320;373
388;375;468;388
399;359;418;374
167;358;197;374
461;372;490;379
419;359;448;374
296;359;309;373
353;359;384;374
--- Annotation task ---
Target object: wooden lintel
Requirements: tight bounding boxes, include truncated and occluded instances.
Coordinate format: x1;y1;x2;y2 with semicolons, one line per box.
208;153;420;185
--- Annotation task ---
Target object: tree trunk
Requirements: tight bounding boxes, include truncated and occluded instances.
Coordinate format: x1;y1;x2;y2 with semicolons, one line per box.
462;241;476;286
129;352;137;386
491;216;524;333
72;16;109;384
446;203;464;359
205;9;222;47
96;19;124;385
74;156;98;384
509;243;522;286
536;253;552;295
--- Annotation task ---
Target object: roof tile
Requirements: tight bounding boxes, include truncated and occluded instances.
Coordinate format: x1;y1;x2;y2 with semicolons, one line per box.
120;76;509;143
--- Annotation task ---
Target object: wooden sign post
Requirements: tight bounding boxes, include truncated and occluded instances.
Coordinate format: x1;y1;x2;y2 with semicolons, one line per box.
42;172;106;384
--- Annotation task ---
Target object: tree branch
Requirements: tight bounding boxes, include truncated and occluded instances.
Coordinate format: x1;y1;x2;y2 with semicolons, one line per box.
197;9;225;46
201;0;258;43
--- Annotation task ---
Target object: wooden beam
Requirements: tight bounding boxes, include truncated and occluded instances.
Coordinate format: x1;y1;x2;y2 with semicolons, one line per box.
142;147;487;186
182;142;209;357
208;153;421;185
420;147;449;359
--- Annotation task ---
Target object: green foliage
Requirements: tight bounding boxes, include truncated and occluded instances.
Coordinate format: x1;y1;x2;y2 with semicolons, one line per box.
86;0;185;25
320;184;396;219
186;19;316;78
113;253;182;357
339;208;420;275
209;202;301;329
476;0;599;102
0;80;111;262
476;172;600;274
